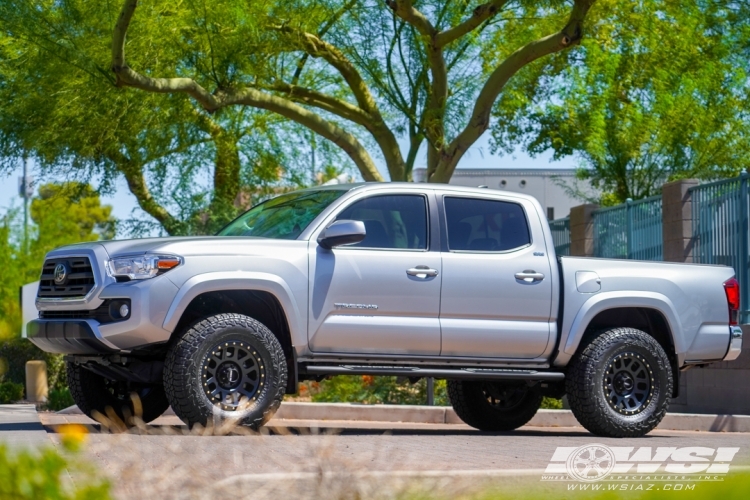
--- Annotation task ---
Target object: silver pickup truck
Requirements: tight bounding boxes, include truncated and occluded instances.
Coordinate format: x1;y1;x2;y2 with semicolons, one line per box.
28;183;743;437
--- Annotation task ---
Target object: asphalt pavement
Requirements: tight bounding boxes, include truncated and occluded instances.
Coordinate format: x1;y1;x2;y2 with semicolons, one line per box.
2;406;750;499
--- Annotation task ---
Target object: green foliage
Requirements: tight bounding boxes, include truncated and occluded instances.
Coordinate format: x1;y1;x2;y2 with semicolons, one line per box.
0;0;347;235
540;397;563;410
46;388;75;412
492;0;750;204
307;376;448;406
31;183;115;245
0;381;24;404
0;338;67;394
0;444;110;500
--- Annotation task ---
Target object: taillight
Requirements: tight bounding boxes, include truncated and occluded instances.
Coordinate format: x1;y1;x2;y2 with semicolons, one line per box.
724;278;740;326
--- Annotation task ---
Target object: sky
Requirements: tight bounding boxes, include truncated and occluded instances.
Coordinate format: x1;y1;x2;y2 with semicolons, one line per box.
0;133;577;236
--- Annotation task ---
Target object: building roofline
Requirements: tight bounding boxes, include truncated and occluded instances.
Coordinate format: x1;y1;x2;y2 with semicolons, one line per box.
413;167;578;177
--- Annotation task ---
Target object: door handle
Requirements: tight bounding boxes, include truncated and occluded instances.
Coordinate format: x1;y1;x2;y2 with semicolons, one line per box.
515;270;545;283
406;266;439;278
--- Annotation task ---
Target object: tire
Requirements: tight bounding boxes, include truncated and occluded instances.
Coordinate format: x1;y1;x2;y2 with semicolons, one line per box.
163;313;287;429
566;327;673;438
66;362;169;425
447;380;543;431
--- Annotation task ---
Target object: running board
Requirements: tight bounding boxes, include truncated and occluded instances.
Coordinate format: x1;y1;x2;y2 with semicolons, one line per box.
302;365;565;381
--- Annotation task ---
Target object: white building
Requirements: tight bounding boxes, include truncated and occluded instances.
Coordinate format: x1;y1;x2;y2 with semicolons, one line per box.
414;167;596;220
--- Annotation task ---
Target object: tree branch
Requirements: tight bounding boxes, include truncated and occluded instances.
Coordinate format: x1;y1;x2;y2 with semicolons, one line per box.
290;0;357;85
117;158;182;235
111;0;384;182
435;0;509;47
267;82;372;126
431;0;596;182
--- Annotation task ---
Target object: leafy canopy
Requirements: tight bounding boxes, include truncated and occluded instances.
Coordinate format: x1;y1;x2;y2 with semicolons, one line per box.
491;0;750;204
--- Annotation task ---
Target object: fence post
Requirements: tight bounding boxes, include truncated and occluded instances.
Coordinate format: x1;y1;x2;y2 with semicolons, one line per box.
740;173;749;323
570;204;599;257
662;179;699;263
625;198;633;259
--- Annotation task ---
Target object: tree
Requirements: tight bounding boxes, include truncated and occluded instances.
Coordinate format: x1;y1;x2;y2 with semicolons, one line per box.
107;0;596;184
0;1;342;235
490;0;750;204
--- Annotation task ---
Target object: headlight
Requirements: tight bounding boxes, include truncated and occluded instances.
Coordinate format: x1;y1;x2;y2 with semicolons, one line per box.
107;255;183;280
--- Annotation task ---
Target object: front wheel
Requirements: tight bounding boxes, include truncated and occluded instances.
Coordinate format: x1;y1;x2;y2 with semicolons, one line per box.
566;327;673;438
447;380;543;431
163;313;287;429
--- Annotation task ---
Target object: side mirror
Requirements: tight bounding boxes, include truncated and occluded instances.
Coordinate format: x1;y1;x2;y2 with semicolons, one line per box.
317;220;366;249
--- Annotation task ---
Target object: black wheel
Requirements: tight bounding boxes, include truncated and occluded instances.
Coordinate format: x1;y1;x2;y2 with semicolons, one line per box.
163;313;287;429
566;327;673;438
447;380;543;431
66;362;169;424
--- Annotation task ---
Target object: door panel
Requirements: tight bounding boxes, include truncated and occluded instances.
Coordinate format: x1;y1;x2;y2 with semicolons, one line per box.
308;193;442;355
439;196;553;358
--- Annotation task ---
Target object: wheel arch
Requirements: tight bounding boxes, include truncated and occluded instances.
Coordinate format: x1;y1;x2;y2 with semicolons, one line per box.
162;273;303;393
562;293;683;397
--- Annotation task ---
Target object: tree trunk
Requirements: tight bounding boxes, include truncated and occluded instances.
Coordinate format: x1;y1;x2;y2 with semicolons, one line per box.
206;130;242;233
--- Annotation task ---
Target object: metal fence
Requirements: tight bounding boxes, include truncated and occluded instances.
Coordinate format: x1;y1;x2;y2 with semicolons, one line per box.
549;216;570;256
690;173;750;323
593;196;663;261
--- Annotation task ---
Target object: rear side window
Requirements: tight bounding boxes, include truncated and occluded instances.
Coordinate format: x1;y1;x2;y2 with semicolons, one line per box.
444;197;530;252
336;195;428;250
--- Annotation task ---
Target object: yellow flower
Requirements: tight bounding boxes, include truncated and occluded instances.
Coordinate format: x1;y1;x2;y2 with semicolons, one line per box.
58;423;88;451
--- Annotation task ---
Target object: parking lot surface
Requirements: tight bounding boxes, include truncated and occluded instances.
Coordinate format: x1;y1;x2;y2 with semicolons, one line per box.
20;411;746;498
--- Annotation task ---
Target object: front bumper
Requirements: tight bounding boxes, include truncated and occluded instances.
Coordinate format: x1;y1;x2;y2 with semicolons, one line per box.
723;326;743;361
27;320;117;354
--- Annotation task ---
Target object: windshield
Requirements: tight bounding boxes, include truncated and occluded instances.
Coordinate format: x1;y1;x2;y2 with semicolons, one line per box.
217;189;347;239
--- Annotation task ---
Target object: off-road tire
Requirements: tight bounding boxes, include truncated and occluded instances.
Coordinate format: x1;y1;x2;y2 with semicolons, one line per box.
447;380;543;431
66;361;169;424
163;313;287;429
566;327;673;438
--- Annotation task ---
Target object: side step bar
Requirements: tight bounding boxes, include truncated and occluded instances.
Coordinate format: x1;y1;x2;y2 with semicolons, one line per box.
302;365;565;381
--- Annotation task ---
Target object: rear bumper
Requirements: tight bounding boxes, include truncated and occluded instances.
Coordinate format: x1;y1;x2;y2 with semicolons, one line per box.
27;319;117;354
723;326;743;361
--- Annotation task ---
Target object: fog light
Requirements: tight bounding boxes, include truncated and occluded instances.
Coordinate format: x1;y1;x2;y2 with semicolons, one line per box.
119;304;130;318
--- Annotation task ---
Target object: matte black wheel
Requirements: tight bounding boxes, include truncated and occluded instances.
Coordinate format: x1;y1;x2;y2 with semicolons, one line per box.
566;328;673;438
163;313;287;429
447;380;543;431
66;362;169;424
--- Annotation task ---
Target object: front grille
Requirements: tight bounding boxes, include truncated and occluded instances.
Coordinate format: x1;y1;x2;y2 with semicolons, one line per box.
38;257;96;299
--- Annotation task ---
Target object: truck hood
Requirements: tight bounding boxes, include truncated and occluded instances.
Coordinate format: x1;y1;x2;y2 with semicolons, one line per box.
47;236;308;259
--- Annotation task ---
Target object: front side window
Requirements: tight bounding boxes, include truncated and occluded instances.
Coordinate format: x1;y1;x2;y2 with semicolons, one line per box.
444;197;530;252
336;195;428;249
218;189;346;239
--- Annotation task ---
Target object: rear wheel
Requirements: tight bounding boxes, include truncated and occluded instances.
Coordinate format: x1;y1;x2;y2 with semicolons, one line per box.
447;380;543;431
163;313;287;429
566;327;673;438
66;362;169;425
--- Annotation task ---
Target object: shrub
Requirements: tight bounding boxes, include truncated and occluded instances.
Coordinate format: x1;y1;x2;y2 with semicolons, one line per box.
305;376;449;406
0;380;24;403
46;387;75;411
0;337;67;392
540;397;563;409
0;437;110;499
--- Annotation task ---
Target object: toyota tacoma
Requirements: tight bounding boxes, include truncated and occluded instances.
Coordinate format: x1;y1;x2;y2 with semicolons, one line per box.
28;183;743;437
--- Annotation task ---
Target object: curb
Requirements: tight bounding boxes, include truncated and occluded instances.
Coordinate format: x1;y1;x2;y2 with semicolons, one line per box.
58;402;750;432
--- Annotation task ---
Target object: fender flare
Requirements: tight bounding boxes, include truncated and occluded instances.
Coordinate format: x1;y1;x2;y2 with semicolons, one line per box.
562;291;686;356
162;272;304;346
